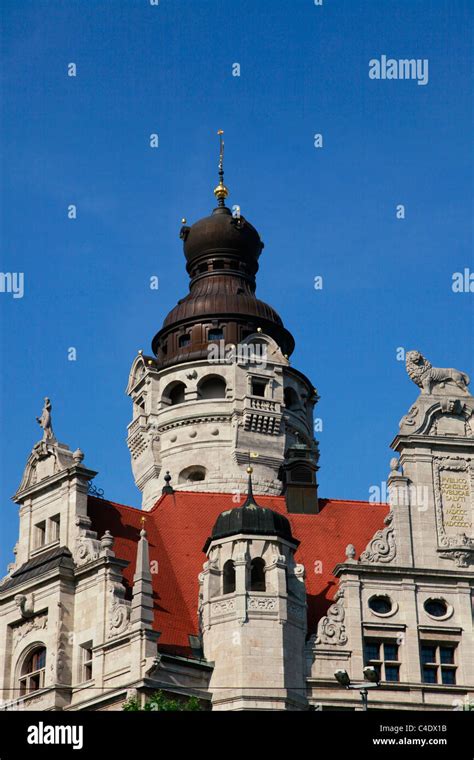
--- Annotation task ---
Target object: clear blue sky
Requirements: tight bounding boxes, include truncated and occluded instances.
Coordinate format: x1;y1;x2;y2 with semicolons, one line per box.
1;0;472;573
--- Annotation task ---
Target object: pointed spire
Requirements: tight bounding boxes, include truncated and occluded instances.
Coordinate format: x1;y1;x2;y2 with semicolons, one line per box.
131;519;154;629
242;465;260;510
213;129;229;207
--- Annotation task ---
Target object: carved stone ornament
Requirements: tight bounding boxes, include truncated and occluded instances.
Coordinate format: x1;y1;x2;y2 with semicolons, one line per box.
433;456;474;566
399;403;419;429
108;581;131;638
14;593;34;618
405;351;470;396
73;515;101;567
49;602;67;682
16;439;77;495
211;599;235;615
359;511;396;564
247;596;277;611
315;589;348;646
12;613;48;650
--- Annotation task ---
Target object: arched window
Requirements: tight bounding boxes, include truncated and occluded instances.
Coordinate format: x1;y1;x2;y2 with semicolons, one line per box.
162;381;186;406
250;558;266;592
19;646;46;696
178;466;206;484
284;387;300;411
223;560;236;595
198;375;227;400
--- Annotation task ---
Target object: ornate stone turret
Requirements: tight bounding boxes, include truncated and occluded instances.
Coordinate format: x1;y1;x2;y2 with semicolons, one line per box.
198;469;307;711
390;350;474;569
126;134;320;509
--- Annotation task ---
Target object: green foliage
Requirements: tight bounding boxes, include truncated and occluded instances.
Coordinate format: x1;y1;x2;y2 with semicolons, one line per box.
123;690;201;712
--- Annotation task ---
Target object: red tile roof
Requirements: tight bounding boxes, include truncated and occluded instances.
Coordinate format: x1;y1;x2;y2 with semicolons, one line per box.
88;492;388;658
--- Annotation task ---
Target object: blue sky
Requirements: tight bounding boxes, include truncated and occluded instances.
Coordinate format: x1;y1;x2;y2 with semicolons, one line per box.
1;0;472;573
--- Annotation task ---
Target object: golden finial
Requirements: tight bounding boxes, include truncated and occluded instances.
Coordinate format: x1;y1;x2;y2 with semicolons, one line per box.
213;130;229;206
181;217;187;224
140;515;146;528
246;465;253;474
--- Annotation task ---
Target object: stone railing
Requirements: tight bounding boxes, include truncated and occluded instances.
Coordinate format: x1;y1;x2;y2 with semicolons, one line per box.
248;398;278;413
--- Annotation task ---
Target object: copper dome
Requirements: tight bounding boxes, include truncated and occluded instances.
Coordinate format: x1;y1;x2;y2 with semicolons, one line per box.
183;206;263;268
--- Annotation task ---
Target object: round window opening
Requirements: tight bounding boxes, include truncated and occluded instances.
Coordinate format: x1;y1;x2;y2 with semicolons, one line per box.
368;595;393;615
424;598;448;618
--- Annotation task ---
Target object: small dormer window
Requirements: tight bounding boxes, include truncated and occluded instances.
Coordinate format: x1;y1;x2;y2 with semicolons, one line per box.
179;334;191;348
208;328;224;342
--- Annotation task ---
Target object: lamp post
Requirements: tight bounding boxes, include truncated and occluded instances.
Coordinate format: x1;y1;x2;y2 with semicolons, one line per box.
334;667;380;711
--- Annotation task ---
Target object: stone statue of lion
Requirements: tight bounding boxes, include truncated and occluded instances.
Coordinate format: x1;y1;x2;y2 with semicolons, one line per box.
405;351;470;395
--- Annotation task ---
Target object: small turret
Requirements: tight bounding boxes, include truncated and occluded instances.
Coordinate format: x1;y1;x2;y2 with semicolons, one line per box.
199;468;308;710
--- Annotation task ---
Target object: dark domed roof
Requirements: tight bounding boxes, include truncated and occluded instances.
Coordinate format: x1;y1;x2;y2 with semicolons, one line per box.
183;206;263;266
203;476;297;552
161;289;284;329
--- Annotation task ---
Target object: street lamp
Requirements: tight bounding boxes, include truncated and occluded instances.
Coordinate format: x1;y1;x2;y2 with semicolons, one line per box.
334;667;380;710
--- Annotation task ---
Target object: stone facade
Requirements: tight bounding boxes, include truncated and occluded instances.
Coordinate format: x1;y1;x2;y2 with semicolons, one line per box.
306;352;474;710
0;155;473;712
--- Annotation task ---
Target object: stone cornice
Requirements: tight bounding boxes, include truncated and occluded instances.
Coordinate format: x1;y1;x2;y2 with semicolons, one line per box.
157;412;232;432
391;433;474;450
333;562;474;582
13;465;97;503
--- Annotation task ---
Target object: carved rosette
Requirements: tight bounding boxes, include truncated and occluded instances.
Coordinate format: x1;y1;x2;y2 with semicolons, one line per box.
315;589;348;646
107;582;131;638
360;511;396;564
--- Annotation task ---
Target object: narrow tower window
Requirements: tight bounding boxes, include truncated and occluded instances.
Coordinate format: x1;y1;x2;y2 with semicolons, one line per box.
250;558;266;592
80;642;93;682
34;521;46;549
223;560;236;595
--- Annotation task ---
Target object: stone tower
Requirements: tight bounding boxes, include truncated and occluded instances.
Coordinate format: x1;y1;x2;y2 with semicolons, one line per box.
126;135;319;510
198;470;308;710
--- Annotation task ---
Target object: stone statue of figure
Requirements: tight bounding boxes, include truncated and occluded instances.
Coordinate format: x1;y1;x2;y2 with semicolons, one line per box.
37;397;55;441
